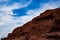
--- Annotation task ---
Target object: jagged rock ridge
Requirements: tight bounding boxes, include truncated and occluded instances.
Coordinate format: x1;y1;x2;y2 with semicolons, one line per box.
2;8;60;40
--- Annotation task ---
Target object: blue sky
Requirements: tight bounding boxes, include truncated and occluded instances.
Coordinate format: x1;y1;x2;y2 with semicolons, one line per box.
0;0;60;39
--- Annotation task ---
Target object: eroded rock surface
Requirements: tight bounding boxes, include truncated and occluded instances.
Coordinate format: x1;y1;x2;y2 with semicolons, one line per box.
2;8;60;40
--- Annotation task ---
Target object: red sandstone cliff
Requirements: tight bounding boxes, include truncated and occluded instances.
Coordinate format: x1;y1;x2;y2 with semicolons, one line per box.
2;8;60;40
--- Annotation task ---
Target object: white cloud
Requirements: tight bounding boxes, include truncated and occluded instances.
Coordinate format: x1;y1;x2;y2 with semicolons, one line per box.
0;3;20;11
0;1;32;11
0;0;32;39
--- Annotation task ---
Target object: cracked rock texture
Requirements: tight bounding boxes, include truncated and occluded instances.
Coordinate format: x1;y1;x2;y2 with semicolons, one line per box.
1;8;60;40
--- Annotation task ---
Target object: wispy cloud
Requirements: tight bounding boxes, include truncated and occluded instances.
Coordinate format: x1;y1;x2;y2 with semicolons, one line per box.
0;0;32;39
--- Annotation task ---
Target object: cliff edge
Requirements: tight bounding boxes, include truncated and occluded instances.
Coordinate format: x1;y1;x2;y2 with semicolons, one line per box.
2;8;60;40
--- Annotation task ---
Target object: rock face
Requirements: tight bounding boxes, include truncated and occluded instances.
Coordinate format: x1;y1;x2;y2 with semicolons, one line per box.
2;8;60;40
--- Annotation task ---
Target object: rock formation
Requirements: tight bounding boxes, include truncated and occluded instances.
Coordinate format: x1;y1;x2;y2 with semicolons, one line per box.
1;8;60;40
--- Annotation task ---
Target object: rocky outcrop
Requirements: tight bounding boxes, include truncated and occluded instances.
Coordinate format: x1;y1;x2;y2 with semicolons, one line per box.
2;8;60;40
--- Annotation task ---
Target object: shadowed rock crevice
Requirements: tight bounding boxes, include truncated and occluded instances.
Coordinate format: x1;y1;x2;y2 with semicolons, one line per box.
49;26;60;32
47;35;60;39
55;20;60;25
